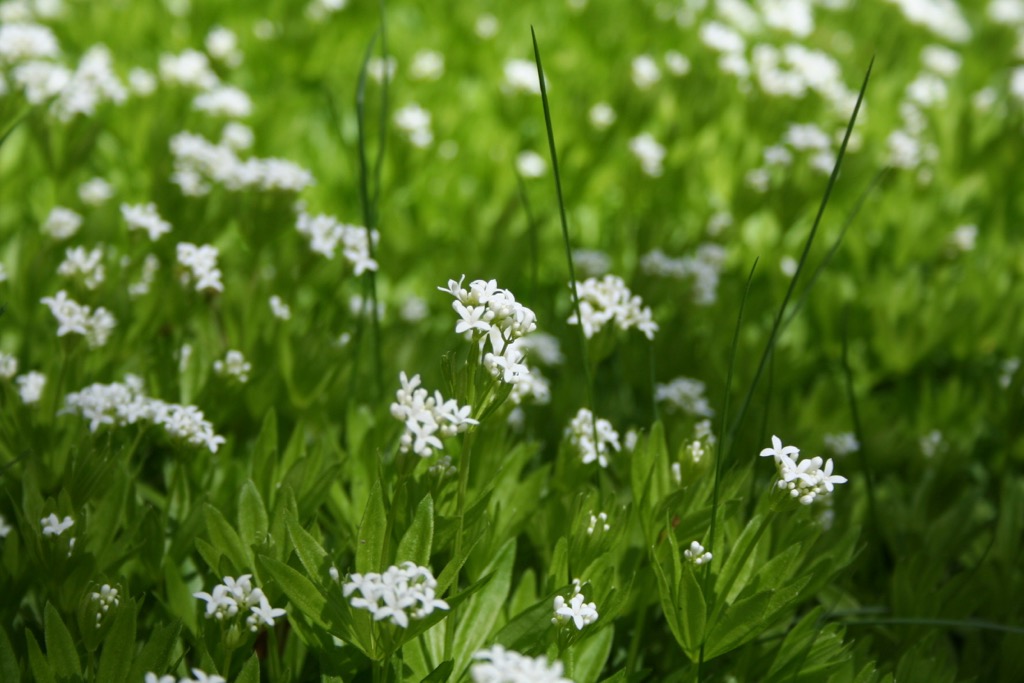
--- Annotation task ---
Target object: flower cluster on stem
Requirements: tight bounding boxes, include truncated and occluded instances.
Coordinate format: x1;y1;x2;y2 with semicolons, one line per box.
567;408;621;468
552;580;598;631
390;372;477;457
759;435;847;505
341;561;449;628
568;274;658;340
193;574;286;632
471;645;572;683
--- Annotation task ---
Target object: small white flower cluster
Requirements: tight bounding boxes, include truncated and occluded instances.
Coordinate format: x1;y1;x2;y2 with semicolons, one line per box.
410;49;444;81
193;574;286;632
169;131;315;196
176;242;224;293
684;540;712;565
503;58;542;94
193;85;252;118
40;290;116;347
159;49;219;90
515;150;546;178
948;224;977;253
57;245;105;289
517;332;564;366
269;295;292;320
631;54;661;89
41;206;82;240
589;102;616;129
128;254;160;297
507;362;550;405
824;432;860;457
552;581;598;631
885;0;971;44
394;103;433;147
89;584;119;626
439;276;538;342
751;44;856;116
640;243;727;306
571;249;611;277
655;377;714;417
587;511;610;535
121;203;172;241
759;435;848;505
0;352;17;379
0;514;12;539
673;420;717;484
295;208;379;274
342;562;449;628
390;372;476;458
919;429;944;458
470;645;572;683
306;0;350;21
41;513;74;537
567;408;621;468
213;350;251;383
999;357;1020;389
16;371;46;404
568;275;658;340
628;133;666;177
0;22;60;63
145;669;226;683
62;375;226;453
205;26;243;68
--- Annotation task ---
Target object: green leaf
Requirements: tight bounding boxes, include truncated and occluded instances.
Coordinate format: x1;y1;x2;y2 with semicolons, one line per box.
203;503;252;573
703;590;772;660
258;555;333;633
97;599;137;683
453;538;516;672
287;516;330;580
547;536;569;591
396;494;434;567
236;653;260;683
677;564;707;656
715;513;766;606
356;480;388;573
421;660;453;682
574;623;614;683
127;620;181;683
26;630;55;683
238;480;269;550
164;559;198;635
44;603;81;679
493;590;562;655
0;628;21;683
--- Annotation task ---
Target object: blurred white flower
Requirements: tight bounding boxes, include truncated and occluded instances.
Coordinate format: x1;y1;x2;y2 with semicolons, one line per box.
269;295;292;320
78;177;114;205
628;133;666;177
504;59;541;94
410;50;444;80
471;645;570;683
121;203;172;241
42;207;82;240
475;13;499;39
631;54;661;89
16;371;46;404
567;407;620;468
213;349;251;383
588;102;616;129
394;103;433;147
515;150;546;178
568;274;657;339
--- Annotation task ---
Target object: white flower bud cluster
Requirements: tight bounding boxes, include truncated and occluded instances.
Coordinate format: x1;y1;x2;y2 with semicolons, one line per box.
89;584;120;626
640;244;726;306
40;290;116;347
170;131;315;195
470;645;572;683
57;245;105;289
567;407;621;468
587;511;610;535
213;349;251;383
295;208;378;275
193;574;286;632
439;276;538;342
568;275;658;340
654;377;714;417
552;581;598;631
342;562;449;628
41;207;82;240
390;372;477;458
759;436;848;506
176;242;224;293
121;203;172;241
145;669;226;683
62;375;226;453
684;541;712;565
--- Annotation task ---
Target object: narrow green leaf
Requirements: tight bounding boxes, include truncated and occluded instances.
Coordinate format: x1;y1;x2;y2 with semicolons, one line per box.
678;565;707;656
287;516;330;581
258;555;332;633
238;480;269;550
0;627;21;683
127;620;181;683
97;599;137;683
421;660;453;682
454;538;516;672
26;630;55;683
44;603;81;679
356;480;387;573
574;623;614;683
203;503;252;572
547;536;569;591
236;653;260;683
492;592;557;655
396;494;434;567
703;590;772;660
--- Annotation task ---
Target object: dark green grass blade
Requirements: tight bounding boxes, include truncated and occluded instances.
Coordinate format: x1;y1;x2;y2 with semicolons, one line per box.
531;27;598;424
725;57;875;455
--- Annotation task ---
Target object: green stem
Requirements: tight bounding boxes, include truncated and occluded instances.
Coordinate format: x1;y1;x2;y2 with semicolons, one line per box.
445;427;476;660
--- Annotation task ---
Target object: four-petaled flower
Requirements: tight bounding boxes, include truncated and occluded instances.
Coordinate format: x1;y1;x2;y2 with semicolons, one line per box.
41;513;74;537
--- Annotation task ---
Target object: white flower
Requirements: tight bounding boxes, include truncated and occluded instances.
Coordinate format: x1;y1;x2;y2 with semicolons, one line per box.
40;290;116;347
221;121;254;150
159;49;219;89
78;177;114;205
0;22;61;63
824;432;860;456
89;584;120;625
16;371;46;404
195;574;283;632
295;208;378;273
121;203;172;241
57;246;105;289
683;540;712;565
186;669;227;683
515;150;546;178
631;54;661;89
588;102;616;129
655;377;713;417
439;276;537;343
343;562;448;628
640;245;725;306
247;595;287;632
213;350;251;383
568;274;657;339
41;513;74;537
759;435;800;462
552;592;598;630
394;103;433;147
410;50;444;81
41;207;82;240
176;242;223;292
390;372;477;458
567;407;620;468
144;674;176;683
193;85;252;118
761;437;847;505
269;295;292;320
0;352;19;379
0;515;13;539
628;133;666;177
366;55;396;83
503;59;541;94
920;429;943;458
205;26;243;67
664;50;691;76
471;645;571;683
949;224;977;253
475;13;499;39
587;511;610;535
127;67;157;96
